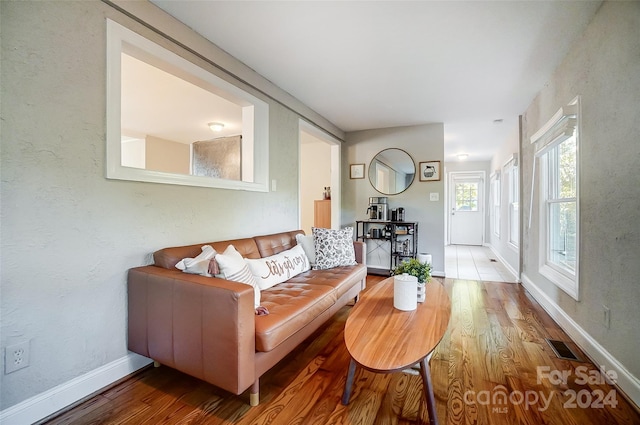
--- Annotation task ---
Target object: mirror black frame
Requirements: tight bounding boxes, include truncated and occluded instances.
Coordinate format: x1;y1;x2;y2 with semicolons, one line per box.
368;148;416;195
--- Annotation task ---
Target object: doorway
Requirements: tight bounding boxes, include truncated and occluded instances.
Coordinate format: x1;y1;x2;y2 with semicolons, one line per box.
448;171;485;245
299;121;341;233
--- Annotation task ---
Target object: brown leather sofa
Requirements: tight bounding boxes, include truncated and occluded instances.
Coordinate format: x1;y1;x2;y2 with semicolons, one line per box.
127;230;366;405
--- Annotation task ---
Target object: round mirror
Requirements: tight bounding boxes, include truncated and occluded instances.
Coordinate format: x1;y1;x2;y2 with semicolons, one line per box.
368;148;416;195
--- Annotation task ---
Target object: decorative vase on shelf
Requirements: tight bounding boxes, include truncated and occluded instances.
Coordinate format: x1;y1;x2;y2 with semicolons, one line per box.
323;186;331;200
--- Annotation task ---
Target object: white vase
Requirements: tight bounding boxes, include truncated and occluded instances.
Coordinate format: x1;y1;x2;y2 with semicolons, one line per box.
394;273;417;311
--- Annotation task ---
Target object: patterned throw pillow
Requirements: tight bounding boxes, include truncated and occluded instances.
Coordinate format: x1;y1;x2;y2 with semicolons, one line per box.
312;227;357;270
245;244;310;290
215;244;260;308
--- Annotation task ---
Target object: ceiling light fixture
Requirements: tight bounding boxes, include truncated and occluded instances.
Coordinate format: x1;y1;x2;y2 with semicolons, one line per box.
208;122;224;132
457;154;469;160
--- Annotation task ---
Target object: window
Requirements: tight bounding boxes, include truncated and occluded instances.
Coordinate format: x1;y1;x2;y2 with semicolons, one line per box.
543;137;577;271
505;157;519;247
531;96;580;300
106;19;269;191
455;182;479;211
490;174;500;237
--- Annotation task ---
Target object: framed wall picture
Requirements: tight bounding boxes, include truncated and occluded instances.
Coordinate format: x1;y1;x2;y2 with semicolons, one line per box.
350;163;365;179
419;161;441;181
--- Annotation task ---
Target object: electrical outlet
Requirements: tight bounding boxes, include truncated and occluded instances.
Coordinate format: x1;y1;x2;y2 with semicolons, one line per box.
5;340;30;374
603;305;611;329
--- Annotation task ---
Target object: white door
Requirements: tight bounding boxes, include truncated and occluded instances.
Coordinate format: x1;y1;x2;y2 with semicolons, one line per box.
450;174;484;245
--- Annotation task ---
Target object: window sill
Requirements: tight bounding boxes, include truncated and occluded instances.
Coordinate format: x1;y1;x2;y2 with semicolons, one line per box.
539;263;579;301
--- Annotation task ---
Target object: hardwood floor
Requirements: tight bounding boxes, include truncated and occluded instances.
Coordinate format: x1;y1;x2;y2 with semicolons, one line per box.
43;276;640;425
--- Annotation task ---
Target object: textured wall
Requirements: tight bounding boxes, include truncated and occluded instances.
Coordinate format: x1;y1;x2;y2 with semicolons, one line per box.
0;1;303;409
343;124;445;274
520;1;640;379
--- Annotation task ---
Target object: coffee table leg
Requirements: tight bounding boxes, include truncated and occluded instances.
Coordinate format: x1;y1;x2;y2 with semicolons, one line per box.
341;358;357;405
419;357;438;425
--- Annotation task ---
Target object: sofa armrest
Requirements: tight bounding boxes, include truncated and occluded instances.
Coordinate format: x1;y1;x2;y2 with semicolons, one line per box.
127;266;256;394
353;240;366;266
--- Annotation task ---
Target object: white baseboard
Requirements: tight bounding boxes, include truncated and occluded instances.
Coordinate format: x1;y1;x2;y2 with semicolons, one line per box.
0;353;152;425
521;273;640;408
432;270;445;278
487;244;520;282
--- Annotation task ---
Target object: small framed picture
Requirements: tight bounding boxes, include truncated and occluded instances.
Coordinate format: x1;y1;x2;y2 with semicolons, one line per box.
350;163;365;179
419;161;441;181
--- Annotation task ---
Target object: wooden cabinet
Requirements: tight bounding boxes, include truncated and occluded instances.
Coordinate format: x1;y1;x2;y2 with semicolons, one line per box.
314;200;331;228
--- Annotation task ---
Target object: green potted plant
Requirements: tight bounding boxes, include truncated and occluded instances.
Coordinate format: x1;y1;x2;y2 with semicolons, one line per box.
392;258;431;284
392;258;431;302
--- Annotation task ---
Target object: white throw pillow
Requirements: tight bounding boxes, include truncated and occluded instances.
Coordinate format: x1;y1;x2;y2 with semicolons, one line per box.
295;233;316;266
312;227;357;270
215;245;260;308
245;245;310;291
175;245;217;276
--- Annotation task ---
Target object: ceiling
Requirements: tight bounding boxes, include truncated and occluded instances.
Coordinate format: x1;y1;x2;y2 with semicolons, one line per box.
150;0;601;162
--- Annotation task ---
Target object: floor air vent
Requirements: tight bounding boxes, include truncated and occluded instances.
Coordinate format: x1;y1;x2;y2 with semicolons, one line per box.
546;339;581;361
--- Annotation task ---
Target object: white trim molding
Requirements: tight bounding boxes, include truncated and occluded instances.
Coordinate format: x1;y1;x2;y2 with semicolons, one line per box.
488;244;520;282
521;273;640;408
0;353;152;425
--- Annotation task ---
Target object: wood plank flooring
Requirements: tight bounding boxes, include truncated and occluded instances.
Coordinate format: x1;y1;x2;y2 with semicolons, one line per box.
42;276;640;425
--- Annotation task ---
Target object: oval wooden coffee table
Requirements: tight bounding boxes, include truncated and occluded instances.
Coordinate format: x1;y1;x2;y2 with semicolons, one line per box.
342;277;451;425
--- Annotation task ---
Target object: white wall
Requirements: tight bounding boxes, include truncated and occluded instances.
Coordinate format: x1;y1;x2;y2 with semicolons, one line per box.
520;1;640;405
343;124;445;275
300;132;332;234
488;123;521;277
0;1;337;418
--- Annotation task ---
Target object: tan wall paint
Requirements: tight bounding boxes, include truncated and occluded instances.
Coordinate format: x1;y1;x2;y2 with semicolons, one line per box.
145;135;191;174
300;133;332;234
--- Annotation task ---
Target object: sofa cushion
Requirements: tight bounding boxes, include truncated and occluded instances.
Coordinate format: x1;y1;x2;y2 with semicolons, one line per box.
215;245;261;308
255;282;335;352
312;227;357;270
245;245;310;291
287;264;367;299
254;230;303;257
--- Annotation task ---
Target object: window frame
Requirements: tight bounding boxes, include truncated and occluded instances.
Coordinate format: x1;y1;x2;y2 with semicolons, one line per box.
106;19;270;192
531;96;580;300
490;172;501;238
454;181;479;212
504;156;519;249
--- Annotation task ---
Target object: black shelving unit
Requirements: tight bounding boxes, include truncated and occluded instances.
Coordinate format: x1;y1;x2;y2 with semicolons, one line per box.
356;220;418;275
